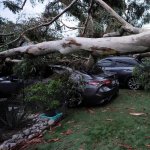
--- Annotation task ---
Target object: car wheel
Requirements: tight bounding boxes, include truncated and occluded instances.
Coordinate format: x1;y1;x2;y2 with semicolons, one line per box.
127;77;140;90
67;93;82;108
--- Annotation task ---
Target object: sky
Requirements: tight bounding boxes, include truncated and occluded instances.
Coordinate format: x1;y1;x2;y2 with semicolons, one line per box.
0;0;150;33
0;0;79;37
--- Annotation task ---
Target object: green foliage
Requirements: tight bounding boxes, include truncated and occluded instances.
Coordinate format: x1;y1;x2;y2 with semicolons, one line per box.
2;0;45;13
13;56;51;79
24;72;81;112
0;17;19;51
133;58;150;90
3;1;21;14
125;0;150;27
24;80;61;111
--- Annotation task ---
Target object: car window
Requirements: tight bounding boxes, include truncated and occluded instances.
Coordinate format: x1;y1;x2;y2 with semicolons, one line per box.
128;59;139;65
114;60;138;67
114;61;130;67
99;60;113;67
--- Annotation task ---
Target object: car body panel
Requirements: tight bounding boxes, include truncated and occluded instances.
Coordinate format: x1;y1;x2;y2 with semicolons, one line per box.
96;57;140;87
51;65;119;105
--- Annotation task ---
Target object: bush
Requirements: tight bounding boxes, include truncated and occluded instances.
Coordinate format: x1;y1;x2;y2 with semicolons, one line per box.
25;81;60;112
24;74;76;113
13;56;52;79
133;58;150;90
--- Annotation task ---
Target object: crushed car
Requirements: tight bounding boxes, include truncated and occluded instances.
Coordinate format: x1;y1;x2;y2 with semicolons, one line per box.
50;65;119;106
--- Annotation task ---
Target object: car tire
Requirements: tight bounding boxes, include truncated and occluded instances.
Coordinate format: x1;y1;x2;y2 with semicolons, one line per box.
127;77;140;90
67;93;82;108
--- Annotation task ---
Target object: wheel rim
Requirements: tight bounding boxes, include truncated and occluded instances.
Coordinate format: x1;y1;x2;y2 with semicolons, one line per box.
128;78;140;90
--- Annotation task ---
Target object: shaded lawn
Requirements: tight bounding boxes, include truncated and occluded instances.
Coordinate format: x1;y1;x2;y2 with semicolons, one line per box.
29;89;150;150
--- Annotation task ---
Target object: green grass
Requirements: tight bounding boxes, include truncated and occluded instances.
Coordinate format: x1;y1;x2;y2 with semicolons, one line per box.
28;89;150;150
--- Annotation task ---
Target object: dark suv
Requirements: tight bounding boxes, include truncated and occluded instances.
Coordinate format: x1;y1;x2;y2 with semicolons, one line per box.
96;56;141;90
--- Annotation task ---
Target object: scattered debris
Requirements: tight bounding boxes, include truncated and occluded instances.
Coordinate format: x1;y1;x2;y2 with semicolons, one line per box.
129;112;145;116
61;129;73;135
106;119;113;121
146;144;150;148
47;138;61;143
118;143;133;149
87;108;95;114
67;120;75;124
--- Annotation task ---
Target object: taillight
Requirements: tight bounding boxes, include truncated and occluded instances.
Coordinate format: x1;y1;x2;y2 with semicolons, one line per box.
87;81;101;86
102;79;112;85
87;79;112;86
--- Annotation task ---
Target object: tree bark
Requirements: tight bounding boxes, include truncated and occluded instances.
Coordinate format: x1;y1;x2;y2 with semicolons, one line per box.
0;31;150;58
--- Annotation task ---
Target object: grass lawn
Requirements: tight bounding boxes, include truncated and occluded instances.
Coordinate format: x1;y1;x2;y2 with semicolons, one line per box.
29;89;150;150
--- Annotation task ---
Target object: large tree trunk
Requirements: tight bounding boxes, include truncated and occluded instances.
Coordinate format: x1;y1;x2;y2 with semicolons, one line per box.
0;30;150;58
0;0;150;59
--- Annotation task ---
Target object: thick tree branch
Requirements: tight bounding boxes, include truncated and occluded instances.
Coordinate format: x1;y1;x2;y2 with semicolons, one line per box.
0;31;150;58
81;0;94;36
5;58;22;63
95;0;131;27
95;0;146;36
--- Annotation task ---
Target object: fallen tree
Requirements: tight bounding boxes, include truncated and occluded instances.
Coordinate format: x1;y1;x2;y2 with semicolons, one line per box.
0;0;150;59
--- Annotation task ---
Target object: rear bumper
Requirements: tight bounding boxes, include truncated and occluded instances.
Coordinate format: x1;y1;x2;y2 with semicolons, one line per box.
82;85;119;105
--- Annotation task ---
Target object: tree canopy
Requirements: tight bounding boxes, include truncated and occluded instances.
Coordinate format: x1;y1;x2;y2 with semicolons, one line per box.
0;0;150;61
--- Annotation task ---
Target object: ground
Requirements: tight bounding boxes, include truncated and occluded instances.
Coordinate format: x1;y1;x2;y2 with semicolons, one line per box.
28;89;150;150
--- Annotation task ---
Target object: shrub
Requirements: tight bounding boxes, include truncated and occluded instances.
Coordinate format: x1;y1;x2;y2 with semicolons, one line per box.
13;56;52;79
24;81;60;112
24;73;76;112
133;58;150;90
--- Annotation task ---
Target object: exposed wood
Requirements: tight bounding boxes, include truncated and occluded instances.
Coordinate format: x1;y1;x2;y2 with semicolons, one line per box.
0;31;150;58
81;0;94;36
5;58;22;63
